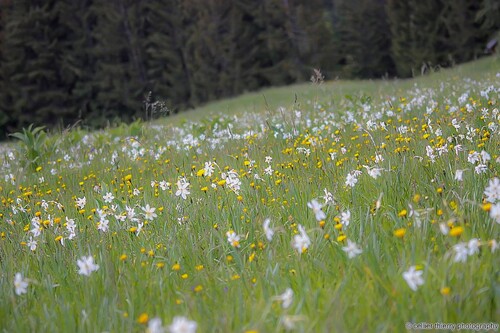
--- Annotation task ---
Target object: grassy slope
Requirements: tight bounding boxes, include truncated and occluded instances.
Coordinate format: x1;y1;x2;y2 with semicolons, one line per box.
164;56;500;123
0;56;499;333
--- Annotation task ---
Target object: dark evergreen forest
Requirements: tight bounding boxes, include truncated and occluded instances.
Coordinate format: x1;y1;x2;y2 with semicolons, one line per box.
0;0;498;138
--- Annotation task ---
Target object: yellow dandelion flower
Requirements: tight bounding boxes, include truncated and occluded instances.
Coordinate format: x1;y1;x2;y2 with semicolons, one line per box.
440;287;450;296
482;203;492;212
137;313;148;324
449;226;464;237
394;228;406;238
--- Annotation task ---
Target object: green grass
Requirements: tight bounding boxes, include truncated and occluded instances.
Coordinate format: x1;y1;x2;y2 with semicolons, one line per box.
0;56;499;332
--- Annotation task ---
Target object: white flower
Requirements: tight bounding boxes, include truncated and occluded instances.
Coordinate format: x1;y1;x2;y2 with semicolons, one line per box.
341;210;351;227
27;236;37;251
263;218;274;242
375;153;384;163
126;206;138;222
490;240;499;253
342;240;362;259
439;223;449;235
453;243;469;263
323;188;335;205
97;218;109;232
307;199;326;221
75;197;86;209
402;266;424;291
467;238;480;255
159;180;171;191
265;156;273;164
276;288;294;309
203;162;215;177
484;177;500;203
148;317;165;333
168;316;197;333
264;165;273;175
103;192;114;203
14;272;29;295
345;172;358;187
292;224;310;253
475;164;488;174
468;151;480;164
454;169;465;181
175;178;190;200
480;150;491;163
363;165;383;179
142;204;157;221
491;203;500;224
226;231;240;247
77;255;99;276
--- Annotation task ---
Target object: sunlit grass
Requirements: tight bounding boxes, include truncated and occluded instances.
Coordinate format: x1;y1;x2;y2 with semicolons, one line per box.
0;57;499;332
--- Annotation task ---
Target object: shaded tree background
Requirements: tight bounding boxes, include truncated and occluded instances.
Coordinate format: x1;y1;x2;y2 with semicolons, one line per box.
0;0;498;138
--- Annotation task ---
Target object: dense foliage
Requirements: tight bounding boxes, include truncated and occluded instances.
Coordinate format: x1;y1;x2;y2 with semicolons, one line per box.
0;0;498;137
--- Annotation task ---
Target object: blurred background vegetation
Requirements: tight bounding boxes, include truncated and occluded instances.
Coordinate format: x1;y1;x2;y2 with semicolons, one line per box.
0;0;498;139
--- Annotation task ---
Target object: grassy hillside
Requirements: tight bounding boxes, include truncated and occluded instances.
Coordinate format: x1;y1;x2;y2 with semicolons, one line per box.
0;56;499;332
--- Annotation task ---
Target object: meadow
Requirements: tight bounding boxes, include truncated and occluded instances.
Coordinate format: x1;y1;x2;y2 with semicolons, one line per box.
0;57;499;332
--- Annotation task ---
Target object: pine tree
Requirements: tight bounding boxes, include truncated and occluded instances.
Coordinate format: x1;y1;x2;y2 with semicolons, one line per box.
88;0;148;125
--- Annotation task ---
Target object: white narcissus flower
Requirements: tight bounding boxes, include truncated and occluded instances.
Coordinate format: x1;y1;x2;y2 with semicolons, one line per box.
484;177;500;203
168;316;197;333
203;162;215;177
14;272;29;296
77;255;99;276
142;204;157;221
263;218;274;242
276;288;294;309
292;224;311;253
103;192;114;203
454;169;465;181
345;172;358;187
453;243;468;263
402;266;424;291
363;165;383;179
226;231;240;248
342;240;362;259
307;199;326;221
175;178;190;200
490;203;500;224
148;317;165;333
467;238;480;255
341;210;351;227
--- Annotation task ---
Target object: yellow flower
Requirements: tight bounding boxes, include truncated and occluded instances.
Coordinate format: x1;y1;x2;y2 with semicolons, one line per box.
172;263;181;271
440;287;451;296
123;174;132;182
398;209;407;218
394;228;406;238
119;254;127;261
449;226;464;237
482;203;492;212
137;313;148;324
